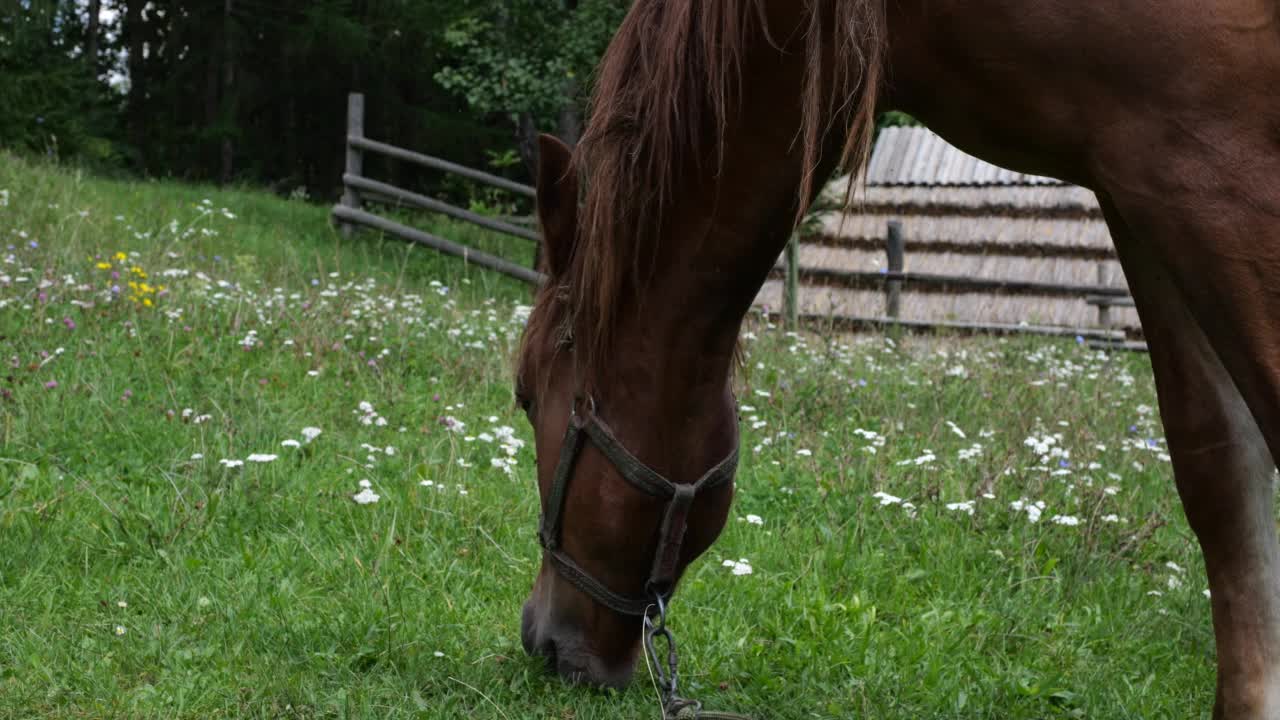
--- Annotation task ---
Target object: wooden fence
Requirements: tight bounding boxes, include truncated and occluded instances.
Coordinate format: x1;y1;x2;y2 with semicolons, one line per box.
331;92;1142;348
331;93;545;286
776;219;1141;346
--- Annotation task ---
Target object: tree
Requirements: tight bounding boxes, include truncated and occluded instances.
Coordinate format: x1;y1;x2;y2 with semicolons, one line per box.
0;0;119;163
86;0;101;74
2;0;629;197
435;0;626;175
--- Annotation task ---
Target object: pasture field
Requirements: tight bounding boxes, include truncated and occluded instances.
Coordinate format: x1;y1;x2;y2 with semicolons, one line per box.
0;154;1218;719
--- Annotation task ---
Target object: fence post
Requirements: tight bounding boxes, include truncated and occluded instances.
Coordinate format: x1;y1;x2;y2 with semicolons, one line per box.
1096;262;1113;328
784;233;800;330
885;220;904;320
340;92;365;238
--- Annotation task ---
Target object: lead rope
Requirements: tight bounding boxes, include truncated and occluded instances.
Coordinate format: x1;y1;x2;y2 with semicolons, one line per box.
643;594;751;720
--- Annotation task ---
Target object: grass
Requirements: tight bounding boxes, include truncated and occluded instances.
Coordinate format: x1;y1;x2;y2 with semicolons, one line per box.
0;153;1220;719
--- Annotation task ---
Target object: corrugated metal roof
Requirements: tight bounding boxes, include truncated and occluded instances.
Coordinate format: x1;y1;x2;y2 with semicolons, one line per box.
867;127;1065;187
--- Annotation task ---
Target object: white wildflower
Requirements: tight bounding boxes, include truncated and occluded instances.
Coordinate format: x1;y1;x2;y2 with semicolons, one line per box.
1010;498;1046;523
873;491;903;506
896;451;936;467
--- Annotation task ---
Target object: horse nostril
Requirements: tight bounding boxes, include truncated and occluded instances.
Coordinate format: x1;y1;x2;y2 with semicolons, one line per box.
520;601;538;656
536;636;559;667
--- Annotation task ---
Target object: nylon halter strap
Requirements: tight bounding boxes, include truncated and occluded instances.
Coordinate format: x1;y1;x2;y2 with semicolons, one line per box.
537;397;740;617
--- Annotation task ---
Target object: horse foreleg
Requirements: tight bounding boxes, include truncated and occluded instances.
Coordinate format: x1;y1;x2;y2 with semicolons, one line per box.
1101;197;1280;719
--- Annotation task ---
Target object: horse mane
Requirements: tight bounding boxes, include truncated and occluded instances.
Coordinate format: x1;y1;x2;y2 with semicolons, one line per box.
529;0;887;386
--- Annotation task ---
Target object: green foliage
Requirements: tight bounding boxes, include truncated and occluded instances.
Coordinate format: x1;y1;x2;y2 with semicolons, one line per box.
0;0;533;196
435;0;627;126
0;0;924;203
0;2;122;165
878;110;923;129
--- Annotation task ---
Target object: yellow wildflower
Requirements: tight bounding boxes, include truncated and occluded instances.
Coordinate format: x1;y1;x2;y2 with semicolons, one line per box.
96;262;111;270
143;298;153;307
114;252;127;262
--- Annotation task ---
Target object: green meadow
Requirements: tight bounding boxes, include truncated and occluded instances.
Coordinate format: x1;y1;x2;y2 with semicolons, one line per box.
0;154;1216;719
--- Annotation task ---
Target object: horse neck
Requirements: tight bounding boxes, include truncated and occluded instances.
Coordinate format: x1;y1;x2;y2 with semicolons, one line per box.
600;31;849;429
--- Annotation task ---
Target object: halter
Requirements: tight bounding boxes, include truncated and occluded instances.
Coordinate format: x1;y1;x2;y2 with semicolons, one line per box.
536;394;740;616
530;332;748;718
535;393;747;719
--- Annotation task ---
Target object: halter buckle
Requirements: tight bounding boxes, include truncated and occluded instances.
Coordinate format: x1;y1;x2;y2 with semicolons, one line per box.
569;393;596;420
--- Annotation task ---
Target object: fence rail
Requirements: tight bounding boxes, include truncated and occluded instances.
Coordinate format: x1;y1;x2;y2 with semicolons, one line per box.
778;220;1140;342
332;93;542;286
334;93;1142;346
344;174;539;243
333;206;544;285
771;265;1131;299
770;311;1129;342
346;136;537;199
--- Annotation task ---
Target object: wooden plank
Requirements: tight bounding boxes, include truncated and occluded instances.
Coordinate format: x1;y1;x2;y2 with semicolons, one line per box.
885;220;904;318
770;264;1131;298
784;235;799;330
1085;294;1136;308
332;206;545;286
340;93;365;238
1088;339;1149;352
1096;263;1113;327
344;174;540;243
804;232;1119;261
766;311;1128;341
349;136;537;199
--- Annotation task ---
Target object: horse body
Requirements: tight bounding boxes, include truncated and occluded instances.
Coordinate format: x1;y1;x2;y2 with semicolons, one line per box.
890;6;1280;714
517;1;1280;716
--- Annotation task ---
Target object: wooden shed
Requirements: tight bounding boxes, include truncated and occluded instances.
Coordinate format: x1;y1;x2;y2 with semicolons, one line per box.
756;126;1141;333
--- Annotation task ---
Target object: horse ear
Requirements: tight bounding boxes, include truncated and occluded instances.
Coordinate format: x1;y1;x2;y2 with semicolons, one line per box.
536;134;578;278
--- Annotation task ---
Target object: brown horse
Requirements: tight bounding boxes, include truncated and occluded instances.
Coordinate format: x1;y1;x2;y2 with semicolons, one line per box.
514;1;1280;717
